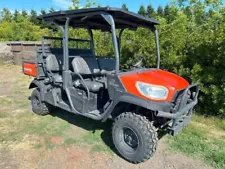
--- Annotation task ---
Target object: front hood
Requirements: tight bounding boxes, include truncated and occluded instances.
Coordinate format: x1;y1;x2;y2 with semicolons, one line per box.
140;70;189;91
120;69;189;102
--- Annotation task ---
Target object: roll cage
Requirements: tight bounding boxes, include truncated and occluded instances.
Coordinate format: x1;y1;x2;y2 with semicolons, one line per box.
38;7;161;80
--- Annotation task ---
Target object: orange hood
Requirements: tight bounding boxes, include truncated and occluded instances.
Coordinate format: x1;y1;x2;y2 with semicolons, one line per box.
120;69;189;102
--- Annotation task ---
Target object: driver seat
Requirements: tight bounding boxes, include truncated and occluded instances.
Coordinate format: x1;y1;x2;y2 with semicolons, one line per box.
72;56;104;93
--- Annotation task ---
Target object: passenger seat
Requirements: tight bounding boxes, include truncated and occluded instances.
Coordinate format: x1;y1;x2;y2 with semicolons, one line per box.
72;56;103;93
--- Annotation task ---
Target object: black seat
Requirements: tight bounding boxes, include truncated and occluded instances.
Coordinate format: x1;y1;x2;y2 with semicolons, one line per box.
45;54;63;83
72;56;103;92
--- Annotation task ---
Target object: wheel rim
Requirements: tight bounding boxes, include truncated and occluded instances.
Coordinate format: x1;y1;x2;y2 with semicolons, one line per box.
32;95;41;110
120;126;139;154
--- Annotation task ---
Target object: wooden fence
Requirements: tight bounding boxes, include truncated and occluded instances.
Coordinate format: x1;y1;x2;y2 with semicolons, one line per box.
5;41;43;65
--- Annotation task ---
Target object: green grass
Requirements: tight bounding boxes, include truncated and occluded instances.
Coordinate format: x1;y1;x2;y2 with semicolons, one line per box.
82;130;105;144
0;97;13;106
0;113;8;118
81;130;113;154
91;144;111;154
64;138;77;146
168;115;225;169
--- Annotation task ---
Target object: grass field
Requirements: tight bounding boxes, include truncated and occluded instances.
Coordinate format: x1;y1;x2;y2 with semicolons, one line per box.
0;63;224;169
168;115;225;169
0;63;113;152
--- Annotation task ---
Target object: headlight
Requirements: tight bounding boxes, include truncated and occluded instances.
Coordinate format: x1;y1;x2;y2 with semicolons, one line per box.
136;82;169;100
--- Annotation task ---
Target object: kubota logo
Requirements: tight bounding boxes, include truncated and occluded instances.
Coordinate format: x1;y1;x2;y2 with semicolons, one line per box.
24;68;32;72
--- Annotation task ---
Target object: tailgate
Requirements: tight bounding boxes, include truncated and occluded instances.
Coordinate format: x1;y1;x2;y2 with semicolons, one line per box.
22;60;37;77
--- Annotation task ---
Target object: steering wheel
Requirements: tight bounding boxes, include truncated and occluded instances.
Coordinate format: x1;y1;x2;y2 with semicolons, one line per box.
131;56;144;69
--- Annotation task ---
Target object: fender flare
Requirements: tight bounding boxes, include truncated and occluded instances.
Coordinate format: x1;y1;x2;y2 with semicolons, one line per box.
29;79;42;89
102;94;172;122
29;79;45;100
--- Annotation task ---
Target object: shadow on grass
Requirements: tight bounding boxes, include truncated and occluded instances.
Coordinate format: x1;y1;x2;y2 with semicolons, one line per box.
50;108;118;155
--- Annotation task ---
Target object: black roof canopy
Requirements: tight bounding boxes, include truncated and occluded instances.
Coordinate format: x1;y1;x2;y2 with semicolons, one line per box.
38;7;160;30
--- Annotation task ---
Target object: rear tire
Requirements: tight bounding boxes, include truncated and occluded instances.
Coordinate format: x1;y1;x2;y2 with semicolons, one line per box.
31;89;51;116
112;112;158;163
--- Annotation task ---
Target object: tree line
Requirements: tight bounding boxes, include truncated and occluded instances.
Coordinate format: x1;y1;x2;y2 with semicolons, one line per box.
0;0;224;117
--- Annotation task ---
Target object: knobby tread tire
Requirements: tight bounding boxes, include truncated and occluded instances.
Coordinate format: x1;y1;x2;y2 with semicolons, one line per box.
31;89;51;116
112;112;158;163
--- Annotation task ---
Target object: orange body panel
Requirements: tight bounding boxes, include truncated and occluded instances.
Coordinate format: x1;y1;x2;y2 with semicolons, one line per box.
120;70;189;102
23;62;37;77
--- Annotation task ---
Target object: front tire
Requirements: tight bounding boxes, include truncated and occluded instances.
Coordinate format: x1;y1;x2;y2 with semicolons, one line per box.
112;112;158;163
31;89;51;116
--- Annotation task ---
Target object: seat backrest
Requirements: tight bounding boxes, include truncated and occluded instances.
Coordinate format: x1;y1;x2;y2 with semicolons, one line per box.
97;58;116;71
72;56;91;75
72;56;100;75
46;54;62;71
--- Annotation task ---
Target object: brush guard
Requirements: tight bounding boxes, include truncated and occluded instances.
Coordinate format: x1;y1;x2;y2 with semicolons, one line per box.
156;83;200;136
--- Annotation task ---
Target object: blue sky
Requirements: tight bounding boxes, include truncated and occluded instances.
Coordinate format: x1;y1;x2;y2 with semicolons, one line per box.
0;0;173;13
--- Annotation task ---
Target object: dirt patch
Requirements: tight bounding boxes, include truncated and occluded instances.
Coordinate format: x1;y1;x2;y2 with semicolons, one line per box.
36;141;212;169
51;136;64;145
0;146;20;169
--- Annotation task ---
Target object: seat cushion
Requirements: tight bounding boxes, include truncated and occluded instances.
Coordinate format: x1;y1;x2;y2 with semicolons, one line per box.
83;80;103;92
100;70;116;75
53;74;62;83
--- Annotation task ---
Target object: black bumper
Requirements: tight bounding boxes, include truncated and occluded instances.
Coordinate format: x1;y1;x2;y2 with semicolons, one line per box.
156;83;200;136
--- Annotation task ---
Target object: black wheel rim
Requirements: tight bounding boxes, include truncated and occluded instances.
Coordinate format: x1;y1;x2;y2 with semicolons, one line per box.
119;126;139;154
32;95;41;110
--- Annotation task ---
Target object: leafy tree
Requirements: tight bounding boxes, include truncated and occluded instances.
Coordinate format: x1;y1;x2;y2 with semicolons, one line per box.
122;4;129;11
22;10;28;17
13;10;19;21
164;4;170;20
30;10;39;25
70;0;96;9
163;4;178;23
146;4;155;18
49;8;55;13
138;5;146;16
157;6;164;17
0;8;13;22
40;9;46;15
85;0;96;8
183;6;191;16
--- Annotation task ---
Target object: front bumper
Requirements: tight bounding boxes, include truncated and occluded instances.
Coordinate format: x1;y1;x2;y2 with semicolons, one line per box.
156;83;200;136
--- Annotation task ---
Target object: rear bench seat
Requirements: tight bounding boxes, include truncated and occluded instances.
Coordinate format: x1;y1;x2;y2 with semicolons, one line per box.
45;54;63;83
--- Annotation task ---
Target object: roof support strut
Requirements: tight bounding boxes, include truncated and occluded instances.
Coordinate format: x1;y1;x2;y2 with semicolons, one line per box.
101;12;120;74
118;28;125;52
88;28;95;56
64;17;70;72
154;27;160;69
